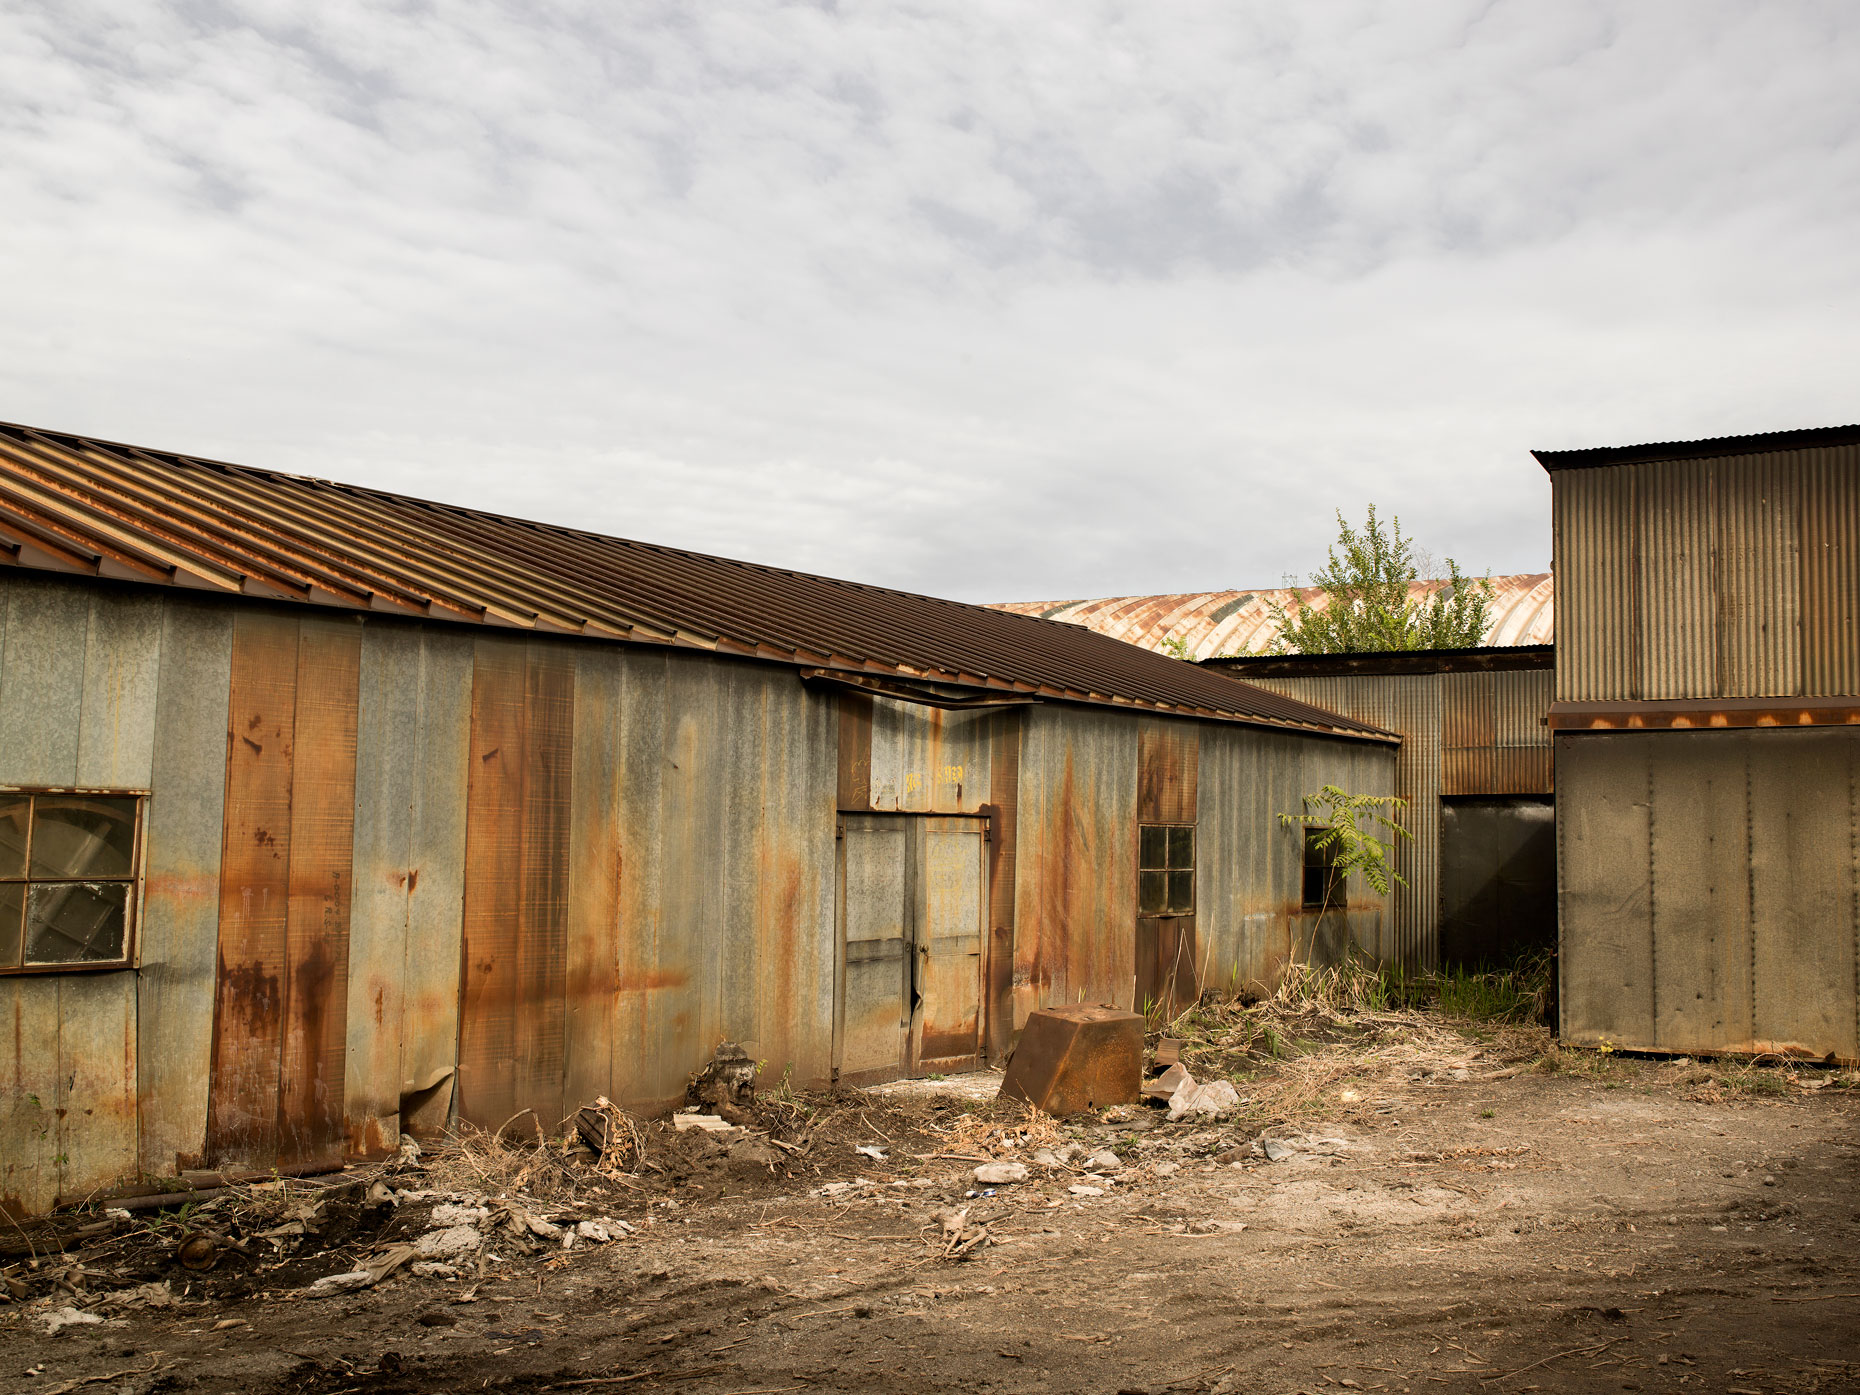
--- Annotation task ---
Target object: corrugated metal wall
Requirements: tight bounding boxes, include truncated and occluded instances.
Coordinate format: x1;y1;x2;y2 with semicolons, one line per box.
1558;728;1860;1061
1553;442;1860;702
1239;668;1553;967
1196;723;1393;987
0;571;1392;1215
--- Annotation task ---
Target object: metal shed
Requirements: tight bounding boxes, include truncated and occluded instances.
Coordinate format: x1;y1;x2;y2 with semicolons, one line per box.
0;422;1396;1217
1540;424;1860;1062
1205;648;1555;971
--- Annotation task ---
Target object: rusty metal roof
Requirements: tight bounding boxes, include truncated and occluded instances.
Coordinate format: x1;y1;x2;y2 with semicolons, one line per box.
1534;424;1860;470
989;574;1555;660
0;421;1392;741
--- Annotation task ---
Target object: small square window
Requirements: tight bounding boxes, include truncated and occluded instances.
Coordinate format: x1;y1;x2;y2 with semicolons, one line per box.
1138;823;1195;915
1302;828;1341;910
0;791;142;973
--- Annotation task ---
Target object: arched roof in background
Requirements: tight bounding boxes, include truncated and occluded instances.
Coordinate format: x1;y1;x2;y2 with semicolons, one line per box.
989;573;1554;660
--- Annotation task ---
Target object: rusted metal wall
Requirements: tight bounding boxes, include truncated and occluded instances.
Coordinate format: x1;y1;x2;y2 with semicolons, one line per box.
1240;669;1552;968
0;569;1394;1214
0;575;161;1217
1011;705;1139;1026
1558;728;1860;1060
1553;443;1860;703
1196;723;1395;989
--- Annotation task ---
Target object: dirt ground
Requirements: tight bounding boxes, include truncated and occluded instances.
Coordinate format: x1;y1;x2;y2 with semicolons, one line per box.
8;1022;1860;1395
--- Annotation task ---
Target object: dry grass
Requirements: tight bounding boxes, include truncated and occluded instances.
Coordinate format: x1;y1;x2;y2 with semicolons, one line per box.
936;1106;1065;1159
423;1104;645;1201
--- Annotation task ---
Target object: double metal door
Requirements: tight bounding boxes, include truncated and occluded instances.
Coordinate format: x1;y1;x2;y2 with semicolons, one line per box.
835;814;986;1083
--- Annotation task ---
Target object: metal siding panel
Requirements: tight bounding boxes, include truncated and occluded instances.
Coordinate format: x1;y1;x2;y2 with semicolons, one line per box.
206;611;299;1166
0;576;87;786
1647;734;1752;1053
984;711;1021;1062
1554;466;1639;703
1635;461;1716;700
565;645;623;1115
867;698;994;814
1556;734;1655;1049
613;649;670;1109
343;623;419;1155
1;979;60;1217
456;640;527;1127
54;971;139;1204
514;647;573;1130
277;619;359;1169
137;598;232;1176
1136;719;1197;825
1011;706;1138;1023
76;589;163;789
751;671;837;1085
1797;446;1860;697
715;663;763;1058
1749;729;1857;1057
1716;456;1803;699
399;630;473;1135
835;692;873;811
653;655;721;1103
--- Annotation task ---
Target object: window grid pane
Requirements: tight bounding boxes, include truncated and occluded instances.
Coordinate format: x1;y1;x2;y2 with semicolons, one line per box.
0;882;22;968
24;881;131;965
29;795;138;879
0;795;28;880
1138;825;1167;871
1167;826;1194;870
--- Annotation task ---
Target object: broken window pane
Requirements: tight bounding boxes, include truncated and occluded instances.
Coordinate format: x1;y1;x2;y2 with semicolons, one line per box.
29;796;137;879
0;882;21;967
0;795;27;879
23;882;129;964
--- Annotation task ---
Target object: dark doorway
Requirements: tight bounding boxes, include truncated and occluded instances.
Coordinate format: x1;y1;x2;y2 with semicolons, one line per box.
1439;797;1556;970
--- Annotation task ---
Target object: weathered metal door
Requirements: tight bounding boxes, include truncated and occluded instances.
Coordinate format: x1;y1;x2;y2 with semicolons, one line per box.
1439;797;1556;969
835;815;985;1082
913;818;985;1072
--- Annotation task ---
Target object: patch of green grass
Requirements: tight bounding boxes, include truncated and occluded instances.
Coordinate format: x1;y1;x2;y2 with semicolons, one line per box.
1479;1108;1495;1119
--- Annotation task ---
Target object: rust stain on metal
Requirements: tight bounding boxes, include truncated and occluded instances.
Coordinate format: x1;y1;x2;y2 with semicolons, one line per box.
981;714;1021;1063
836;692;873;810
276;621;360;1170
1549;697;1860;731
205;611;298;1167
1136;719;1197;825
998;1003;1143;1117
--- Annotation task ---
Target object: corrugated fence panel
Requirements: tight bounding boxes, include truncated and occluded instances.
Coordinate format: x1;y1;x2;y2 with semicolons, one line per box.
206;611;300;1167
138;598;233;1177
1796;446;1860;697
1554;464;1639;703
1635;460;1716;700
656;655;724;1100
1715;455;1803;698
1011;705;1138;1023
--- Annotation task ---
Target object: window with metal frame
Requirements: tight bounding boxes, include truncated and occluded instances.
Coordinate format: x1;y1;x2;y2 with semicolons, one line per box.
1138;823;1195;915
0;791;143;973
1301;828;1341;910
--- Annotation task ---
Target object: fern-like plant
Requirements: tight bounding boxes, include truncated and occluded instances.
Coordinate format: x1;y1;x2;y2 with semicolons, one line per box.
1277;785;1412;896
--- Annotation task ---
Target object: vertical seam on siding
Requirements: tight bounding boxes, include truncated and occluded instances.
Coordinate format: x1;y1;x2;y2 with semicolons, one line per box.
1745;741;1757;1047
1645;749;1657;1043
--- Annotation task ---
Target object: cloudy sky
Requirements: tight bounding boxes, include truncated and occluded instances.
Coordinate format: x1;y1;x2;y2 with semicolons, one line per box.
3;3;1855;603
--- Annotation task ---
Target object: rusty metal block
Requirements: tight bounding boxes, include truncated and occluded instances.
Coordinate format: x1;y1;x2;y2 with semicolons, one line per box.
998;1004;1143;1117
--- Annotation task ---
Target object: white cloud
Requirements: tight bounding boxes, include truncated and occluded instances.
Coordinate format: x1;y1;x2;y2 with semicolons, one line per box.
0;0;1855;602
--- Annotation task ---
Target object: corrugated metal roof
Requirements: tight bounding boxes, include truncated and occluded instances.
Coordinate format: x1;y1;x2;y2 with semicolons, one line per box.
0;421;1392;741
989;574;1554;660
1534;424;1860;470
